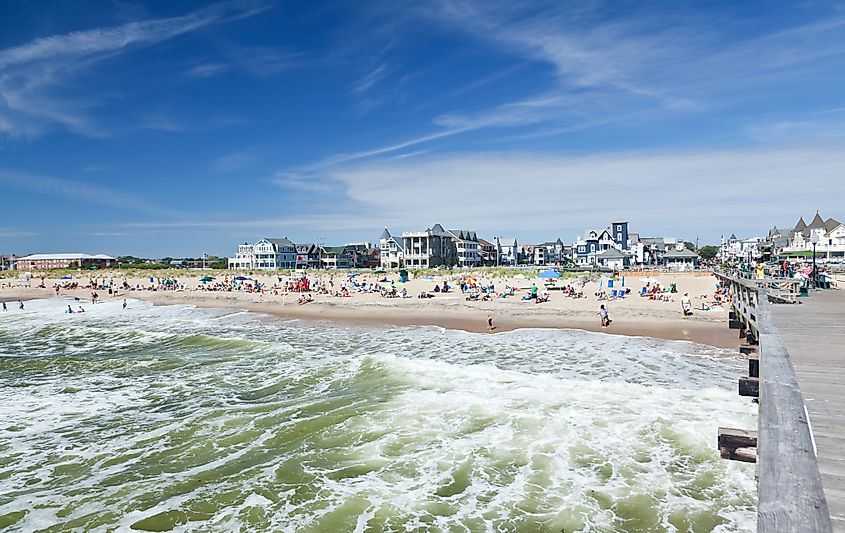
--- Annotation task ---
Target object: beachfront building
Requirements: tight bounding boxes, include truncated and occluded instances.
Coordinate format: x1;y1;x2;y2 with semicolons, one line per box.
663;247;700;270
534;238;570;265
227;238;296;270
379;229;404;269
478;239;497;266
496;237;519;266
402;224;457;268
778;213;845;260
574;220;630;266
594;248;630;270
295;244;323;269
0;255;15;271
719;233;764;262
13;253;115;271
343;243;380;269
446;229;480;268
320;246;353;269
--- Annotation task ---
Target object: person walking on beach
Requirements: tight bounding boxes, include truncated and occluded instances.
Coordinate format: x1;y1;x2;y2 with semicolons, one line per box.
681;293;692;317
122;299;127;310
18;300;24;310
2;301;6;312
598;305;611;328
487;314;496;331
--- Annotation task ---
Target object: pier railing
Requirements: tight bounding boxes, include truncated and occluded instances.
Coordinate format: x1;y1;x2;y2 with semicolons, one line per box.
713;270;832;532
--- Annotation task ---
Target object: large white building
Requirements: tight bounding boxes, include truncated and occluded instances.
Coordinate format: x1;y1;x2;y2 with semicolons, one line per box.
402;224;456;268
228;238;297;270
781;213;845;259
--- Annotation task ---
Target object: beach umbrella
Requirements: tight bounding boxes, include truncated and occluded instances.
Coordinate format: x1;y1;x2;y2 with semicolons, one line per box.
347;273;359;278
234;276;251;281
373;269;386;274
639;277;659;284
537;269;561;279
200;276;215;282
60;275;72;280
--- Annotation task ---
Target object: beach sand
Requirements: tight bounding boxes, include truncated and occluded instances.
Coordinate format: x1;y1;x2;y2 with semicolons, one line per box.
0;271;737;348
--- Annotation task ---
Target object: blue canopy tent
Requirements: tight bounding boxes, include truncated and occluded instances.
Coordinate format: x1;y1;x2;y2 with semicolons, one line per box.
537;270;561;279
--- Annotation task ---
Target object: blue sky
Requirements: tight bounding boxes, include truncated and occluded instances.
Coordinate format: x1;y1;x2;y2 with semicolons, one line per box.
2;0;845;257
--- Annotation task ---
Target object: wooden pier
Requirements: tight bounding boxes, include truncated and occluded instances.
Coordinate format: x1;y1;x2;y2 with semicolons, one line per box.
714;271;835;532
772;289;845;531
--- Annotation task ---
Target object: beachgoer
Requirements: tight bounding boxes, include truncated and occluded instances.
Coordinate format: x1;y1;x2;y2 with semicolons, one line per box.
18;300;24;310
77;306;85;313
681;293;692;316
598;305;610;327
530;283;538;299
66;305;74;314
1;302;5;311
122;299;127;310
487;314;496;331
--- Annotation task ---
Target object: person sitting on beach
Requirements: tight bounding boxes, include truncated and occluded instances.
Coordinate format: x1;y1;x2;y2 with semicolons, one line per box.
433;285;440;293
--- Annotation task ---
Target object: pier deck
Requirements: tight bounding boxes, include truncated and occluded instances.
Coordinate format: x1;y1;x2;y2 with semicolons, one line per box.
772;290;845;531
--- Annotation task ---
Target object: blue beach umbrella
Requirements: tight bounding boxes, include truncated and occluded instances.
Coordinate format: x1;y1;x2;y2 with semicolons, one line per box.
537;270;561;279
234;276;252;281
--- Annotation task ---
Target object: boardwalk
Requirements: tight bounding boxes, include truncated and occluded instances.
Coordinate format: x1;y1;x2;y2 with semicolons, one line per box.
772;289;845;532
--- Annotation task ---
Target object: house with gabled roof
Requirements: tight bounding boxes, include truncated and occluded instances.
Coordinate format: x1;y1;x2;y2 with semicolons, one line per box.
401;224;457;268
228;237;296;270
446;229;480;267
379;229;404;269
781;212;845;259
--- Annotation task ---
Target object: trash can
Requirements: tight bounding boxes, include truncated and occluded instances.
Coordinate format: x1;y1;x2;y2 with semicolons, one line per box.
607;279;614;288
399;269;408;283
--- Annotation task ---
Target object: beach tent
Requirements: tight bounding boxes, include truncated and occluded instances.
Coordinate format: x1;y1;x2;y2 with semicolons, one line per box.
537;270;561;279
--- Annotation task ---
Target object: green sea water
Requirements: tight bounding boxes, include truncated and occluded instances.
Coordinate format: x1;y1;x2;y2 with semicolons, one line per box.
0;298;756;532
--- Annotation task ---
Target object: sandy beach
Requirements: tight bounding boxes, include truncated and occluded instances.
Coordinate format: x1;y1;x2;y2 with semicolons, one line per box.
1;270;737;348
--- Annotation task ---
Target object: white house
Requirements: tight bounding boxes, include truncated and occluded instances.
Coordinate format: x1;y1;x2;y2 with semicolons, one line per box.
781;213;845;259
496;237;519;266
379;229;404;269
228;238;297;270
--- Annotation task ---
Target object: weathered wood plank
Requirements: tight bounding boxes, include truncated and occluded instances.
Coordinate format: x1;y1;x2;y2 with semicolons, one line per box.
739;376;759;397
715;270;833;531
756;294;832;532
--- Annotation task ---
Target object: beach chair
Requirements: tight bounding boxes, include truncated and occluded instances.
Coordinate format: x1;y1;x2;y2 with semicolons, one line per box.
640;287;647;297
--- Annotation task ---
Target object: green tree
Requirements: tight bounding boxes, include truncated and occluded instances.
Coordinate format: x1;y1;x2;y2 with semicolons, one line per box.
699;245;718;260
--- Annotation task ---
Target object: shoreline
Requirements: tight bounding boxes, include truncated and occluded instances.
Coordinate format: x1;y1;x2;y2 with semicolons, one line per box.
1;289;739;349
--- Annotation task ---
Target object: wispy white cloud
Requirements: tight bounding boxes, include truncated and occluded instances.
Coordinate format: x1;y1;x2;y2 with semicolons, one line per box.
321;144;845;240
0;168;178;216
0;228;35;238
0;0;270;137
352;63;388;94
213;147;261;172
187;62;229;78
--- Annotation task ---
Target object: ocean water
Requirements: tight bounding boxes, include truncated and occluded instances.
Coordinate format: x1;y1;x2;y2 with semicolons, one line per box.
0;298;756;532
